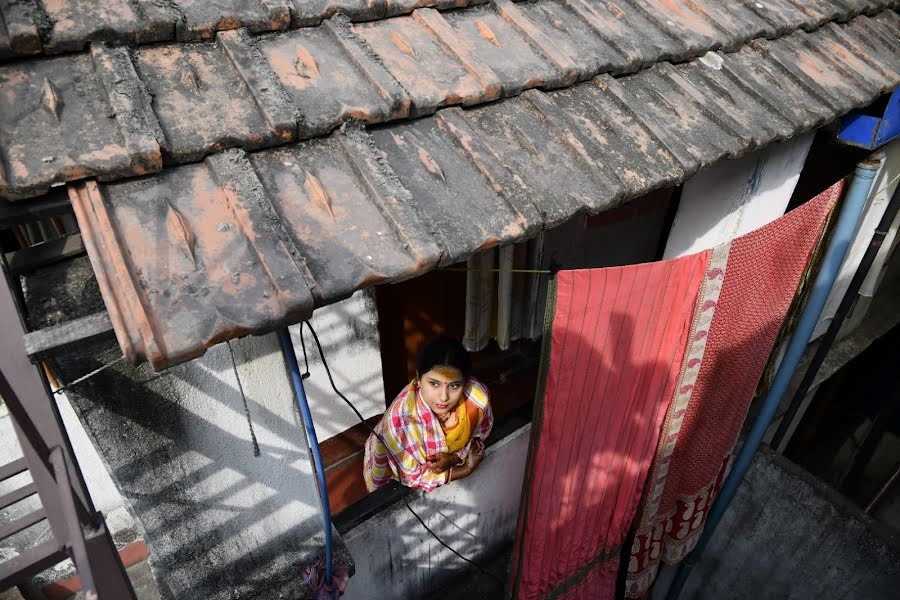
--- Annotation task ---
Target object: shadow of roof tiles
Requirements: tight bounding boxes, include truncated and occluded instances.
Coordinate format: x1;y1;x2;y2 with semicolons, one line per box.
62;11;900;370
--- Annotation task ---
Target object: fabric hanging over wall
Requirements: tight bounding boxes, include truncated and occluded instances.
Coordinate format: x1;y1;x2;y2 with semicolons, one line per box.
511;182;841;600
627;182;841;597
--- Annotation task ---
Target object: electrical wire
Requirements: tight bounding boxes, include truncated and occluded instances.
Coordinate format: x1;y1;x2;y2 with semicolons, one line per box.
52;355;126;395
297;320;506;589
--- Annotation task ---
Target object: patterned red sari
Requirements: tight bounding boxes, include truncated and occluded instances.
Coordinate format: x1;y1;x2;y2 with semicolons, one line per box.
511;183;840;599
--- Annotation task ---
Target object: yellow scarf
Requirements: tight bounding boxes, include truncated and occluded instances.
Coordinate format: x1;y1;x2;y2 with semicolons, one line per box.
442;401;472;453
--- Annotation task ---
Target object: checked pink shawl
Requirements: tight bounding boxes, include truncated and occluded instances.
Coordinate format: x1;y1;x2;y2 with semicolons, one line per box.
511;183;840;600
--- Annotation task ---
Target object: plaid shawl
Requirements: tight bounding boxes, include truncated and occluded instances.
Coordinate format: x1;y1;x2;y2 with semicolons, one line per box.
364;377;492;492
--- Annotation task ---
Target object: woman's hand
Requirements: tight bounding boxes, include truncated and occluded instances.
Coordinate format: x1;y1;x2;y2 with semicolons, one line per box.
466;438;486;471
426;452;459;474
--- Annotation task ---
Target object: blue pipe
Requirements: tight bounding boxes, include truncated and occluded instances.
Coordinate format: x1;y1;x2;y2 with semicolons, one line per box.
278;328;334;586
665;160;880;600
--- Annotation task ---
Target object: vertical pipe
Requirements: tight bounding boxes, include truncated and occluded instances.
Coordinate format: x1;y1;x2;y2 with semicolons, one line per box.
770;182;900;449
278;328;333;585
665;161;880;600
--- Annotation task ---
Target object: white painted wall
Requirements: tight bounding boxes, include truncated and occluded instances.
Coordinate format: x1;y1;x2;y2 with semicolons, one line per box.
341;423;531;600
663;133;813;259
55;329;332;599
290;289;387;441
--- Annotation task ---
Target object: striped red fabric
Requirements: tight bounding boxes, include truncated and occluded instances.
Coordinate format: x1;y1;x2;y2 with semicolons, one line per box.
511;254;709;599
510;183;840;600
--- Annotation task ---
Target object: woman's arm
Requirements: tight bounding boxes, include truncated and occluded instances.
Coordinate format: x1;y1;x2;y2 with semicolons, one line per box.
445;439;486;483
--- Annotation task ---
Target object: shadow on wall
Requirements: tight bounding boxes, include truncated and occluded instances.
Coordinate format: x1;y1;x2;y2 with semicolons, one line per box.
53;330;335;600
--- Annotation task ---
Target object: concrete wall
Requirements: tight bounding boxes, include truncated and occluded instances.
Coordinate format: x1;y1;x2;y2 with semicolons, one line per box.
341;423;531;600
680;449;900;600
55;330;342;600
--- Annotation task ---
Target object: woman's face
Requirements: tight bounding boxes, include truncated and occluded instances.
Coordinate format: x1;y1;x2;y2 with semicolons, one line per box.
418;366;465;417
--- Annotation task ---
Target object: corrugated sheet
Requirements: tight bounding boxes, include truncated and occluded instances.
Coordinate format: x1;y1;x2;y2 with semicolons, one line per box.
2;0;897;200
67;12;900;369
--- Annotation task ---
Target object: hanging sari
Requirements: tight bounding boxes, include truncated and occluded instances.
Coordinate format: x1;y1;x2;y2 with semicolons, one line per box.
511;182;840;599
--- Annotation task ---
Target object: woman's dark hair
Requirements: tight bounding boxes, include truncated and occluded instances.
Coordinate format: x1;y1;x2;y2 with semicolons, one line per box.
415;337;471;380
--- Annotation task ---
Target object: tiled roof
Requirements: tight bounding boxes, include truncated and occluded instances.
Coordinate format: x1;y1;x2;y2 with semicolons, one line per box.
3;1;899;368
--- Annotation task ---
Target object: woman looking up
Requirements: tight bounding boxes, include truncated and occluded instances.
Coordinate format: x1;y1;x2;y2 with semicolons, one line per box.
364;337;493;492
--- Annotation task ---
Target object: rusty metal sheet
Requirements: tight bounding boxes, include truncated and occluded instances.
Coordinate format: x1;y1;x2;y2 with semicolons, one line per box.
0;45;162;200
256;15;410;137
68;156;316;370
134;38;295;163
352;9;502;116
68;11;900;369
248;124;442;301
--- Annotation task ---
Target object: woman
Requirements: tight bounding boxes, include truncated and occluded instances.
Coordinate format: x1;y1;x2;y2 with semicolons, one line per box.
364;337;493;492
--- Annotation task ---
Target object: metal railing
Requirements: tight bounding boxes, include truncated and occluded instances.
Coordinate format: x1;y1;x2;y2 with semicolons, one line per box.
0;262;135;598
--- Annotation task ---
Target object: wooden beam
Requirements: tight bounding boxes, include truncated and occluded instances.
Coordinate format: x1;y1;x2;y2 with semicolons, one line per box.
4;234;86;275
23;312;113;357
0;189;72;225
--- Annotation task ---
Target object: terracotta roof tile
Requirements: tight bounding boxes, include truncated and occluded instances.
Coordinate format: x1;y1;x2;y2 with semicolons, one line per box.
0;44;161;200
3;1;898;201
248;124;443;300
133;37;295;162
65;12;900;369
0;0;489;62
353;9;503;115
256;15;411;136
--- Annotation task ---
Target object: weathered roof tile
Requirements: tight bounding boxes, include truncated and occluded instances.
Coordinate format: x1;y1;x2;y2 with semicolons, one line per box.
67;11;900;368
0;45;162;200
459;90;624;228
721;43;833;133
174;0;294;41
671;57;795;148
546;81;682;196
249;124;442;301
134;40;293;162
256;15;410;137
352;9;501;116
69;153;316;369
0;0;42;59
444;0;578;93
562;0;685;70
370;111;529;263
39;0;175;54
522;0;627;81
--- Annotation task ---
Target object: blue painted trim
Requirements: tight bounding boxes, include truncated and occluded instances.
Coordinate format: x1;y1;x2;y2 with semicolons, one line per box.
838;88;900;150
278;328;334;586
664;161;880;600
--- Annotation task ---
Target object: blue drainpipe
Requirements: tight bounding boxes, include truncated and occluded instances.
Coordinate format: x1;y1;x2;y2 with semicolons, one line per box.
665;159;880;600
278;327;334;587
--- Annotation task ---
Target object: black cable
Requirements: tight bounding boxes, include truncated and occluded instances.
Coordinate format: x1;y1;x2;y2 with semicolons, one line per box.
299;320;506;588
